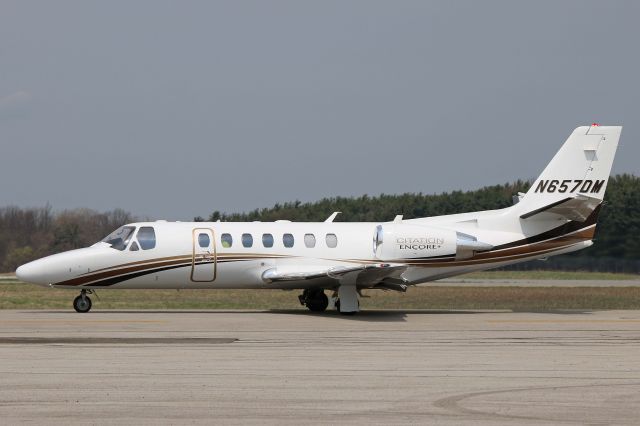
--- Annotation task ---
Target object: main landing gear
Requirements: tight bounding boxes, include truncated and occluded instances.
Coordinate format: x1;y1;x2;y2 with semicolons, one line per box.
73;289;93;313
299;286;360;315
298;288;329;312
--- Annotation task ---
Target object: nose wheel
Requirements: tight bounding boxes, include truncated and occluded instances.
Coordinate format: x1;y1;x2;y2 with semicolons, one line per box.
73;290;92;313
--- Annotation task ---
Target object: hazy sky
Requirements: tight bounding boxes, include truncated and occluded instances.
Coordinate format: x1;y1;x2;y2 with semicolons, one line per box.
1;1;638;220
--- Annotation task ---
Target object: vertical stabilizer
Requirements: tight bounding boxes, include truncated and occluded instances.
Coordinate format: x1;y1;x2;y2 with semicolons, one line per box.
515;125;621;217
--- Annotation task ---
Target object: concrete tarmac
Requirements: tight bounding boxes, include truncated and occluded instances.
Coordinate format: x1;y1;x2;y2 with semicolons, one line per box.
1;309;639;425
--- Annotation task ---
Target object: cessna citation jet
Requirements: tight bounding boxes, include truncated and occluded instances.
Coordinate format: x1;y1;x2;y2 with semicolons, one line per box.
17;125;621;314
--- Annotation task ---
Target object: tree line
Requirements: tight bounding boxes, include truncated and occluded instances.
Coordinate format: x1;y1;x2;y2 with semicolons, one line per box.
200;174;640;273
1;174;638;273
0;206;134;272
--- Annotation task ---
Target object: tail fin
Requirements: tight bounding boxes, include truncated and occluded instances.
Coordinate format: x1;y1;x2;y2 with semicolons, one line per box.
515;125;622;221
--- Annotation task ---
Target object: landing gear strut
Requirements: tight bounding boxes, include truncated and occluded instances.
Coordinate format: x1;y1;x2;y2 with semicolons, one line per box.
334;299;360;315
73;289;92;313
298;288;329;312
335;285;359;315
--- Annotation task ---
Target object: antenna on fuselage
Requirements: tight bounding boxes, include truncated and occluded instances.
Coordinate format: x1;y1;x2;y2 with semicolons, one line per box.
325;212;341;222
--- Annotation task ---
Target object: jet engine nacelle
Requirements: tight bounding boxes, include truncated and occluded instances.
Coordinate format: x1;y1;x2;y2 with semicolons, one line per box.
373;224;493;261
373;224;456;261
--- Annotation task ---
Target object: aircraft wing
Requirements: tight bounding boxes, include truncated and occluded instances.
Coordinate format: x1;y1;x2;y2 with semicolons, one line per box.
261;263;408;290
519;194;601;222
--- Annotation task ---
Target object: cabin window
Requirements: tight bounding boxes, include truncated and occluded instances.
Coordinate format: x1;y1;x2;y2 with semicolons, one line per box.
137;227;156;250
198;233;210;248
304;233;316;248
326;233;338;248
283;233;294;248
221;233;233;248
262;233;274;248
101;226;136;251
129;241;139;251
242;233;253;248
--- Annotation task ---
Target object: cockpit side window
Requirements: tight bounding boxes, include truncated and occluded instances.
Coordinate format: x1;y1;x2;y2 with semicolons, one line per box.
136;227;156;250
101;226;136;251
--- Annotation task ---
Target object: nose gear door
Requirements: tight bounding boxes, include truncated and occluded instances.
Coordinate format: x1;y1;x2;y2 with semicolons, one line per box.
191;228;216;282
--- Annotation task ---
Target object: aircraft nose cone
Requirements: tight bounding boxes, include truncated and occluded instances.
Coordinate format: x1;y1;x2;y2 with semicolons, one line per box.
15;264;25;280
15;260;48;285
15;248;93;286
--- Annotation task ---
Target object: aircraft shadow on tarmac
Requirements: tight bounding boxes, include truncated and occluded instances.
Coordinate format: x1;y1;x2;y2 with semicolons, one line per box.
265;309;596;322
35;309;597;322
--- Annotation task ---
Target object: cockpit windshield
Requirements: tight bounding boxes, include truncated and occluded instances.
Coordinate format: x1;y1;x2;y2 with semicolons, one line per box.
100;226;136;251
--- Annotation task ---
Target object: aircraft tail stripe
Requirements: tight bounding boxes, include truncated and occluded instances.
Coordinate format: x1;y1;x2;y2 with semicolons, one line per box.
403;232;592;267
492;204;600;252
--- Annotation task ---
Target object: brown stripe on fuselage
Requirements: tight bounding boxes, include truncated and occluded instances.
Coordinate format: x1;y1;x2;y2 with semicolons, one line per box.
57;257;193;287
402;226;594;267
55;220;597;287
57;253;289;287
85;252;289;276
404;242;580;268
477;226;595;259
82;254;192;275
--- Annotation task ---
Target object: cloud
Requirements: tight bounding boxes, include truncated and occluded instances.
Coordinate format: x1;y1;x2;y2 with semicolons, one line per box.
0;91;33;120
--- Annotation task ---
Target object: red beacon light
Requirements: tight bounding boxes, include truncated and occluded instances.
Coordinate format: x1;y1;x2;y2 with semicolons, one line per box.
591;123;600;126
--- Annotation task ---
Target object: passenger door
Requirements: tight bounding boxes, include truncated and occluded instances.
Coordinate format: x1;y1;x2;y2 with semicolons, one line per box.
191;228;216;282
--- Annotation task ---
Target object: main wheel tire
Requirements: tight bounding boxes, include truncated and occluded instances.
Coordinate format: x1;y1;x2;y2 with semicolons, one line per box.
306;291;329;312
73;295;92;313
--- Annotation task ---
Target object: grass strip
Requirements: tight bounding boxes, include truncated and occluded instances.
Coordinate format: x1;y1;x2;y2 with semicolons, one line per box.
462;270;639;280
3;282;640;310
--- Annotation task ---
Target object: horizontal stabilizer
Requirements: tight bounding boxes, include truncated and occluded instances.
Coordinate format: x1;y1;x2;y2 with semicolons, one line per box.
520;194;601;222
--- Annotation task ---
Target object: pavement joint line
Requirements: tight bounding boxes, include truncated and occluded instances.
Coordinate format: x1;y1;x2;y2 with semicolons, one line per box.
1;319;167;323
0;337;237;344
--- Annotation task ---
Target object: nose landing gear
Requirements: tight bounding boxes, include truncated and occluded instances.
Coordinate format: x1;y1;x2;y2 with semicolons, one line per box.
73;289;93;313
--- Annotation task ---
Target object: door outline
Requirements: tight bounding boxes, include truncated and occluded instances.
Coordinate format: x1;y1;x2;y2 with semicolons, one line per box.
190;228;217;282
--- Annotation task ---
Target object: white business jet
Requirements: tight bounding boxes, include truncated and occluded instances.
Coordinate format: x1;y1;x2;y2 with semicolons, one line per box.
17;125;621;314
